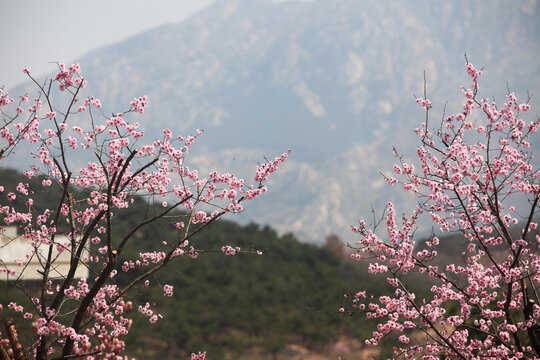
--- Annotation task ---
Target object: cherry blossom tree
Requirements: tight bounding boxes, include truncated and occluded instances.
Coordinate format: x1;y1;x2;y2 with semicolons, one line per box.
0;63;288;359
346;60;540;359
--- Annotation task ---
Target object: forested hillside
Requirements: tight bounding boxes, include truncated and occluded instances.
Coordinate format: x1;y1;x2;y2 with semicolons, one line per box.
0;168;393;359
4;167;528;358
117;218;384;358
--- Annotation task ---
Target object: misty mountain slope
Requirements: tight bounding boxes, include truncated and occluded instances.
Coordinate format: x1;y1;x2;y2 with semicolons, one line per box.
7;0;540;243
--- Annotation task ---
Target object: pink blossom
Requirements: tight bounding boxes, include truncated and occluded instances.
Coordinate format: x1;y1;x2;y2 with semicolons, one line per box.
0;60;289;360
191;351;206;360
345;61;540;359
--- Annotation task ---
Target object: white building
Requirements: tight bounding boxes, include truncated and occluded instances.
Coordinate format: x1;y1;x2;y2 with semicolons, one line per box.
0;226;89;281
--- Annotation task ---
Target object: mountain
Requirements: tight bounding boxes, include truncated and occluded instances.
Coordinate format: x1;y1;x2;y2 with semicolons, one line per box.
6;0;540;243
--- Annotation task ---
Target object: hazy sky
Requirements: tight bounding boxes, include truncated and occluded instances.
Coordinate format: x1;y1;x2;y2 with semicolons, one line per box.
0;0;215;89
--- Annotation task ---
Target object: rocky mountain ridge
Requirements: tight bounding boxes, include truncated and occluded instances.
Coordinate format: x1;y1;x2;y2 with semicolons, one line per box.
7;0;540;243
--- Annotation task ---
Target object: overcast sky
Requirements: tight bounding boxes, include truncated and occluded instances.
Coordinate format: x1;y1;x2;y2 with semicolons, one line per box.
0;0;215;89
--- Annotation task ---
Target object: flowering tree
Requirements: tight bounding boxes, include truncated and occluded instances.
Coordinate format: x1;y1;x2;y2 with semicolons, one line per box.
346;61;539;358
0;64;288;359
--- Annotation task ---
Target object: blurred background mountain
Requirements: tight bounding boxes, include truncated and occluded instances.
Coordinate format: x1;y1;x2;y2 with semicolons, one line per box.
5;0;540;243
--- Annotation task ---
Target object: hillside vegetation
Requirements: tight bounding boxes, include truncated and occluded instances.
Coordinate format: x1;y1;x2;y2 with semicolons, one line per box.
0;168;392;359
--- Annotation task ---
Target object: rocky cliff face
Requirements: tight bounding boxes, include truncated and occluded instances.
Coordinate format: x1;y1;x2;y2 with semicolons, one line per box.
9;0;540;242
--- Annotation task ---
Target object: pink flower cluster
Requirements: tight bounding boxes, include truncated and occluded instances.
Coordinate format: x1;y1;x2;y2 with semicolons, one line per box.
163;284;174;297
255;150;291;182
346;61;540;359
54;63;86;91
191;351;206;360
130;95;148;114
222;245;240;255
0;89;14;108
0;63;289;359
